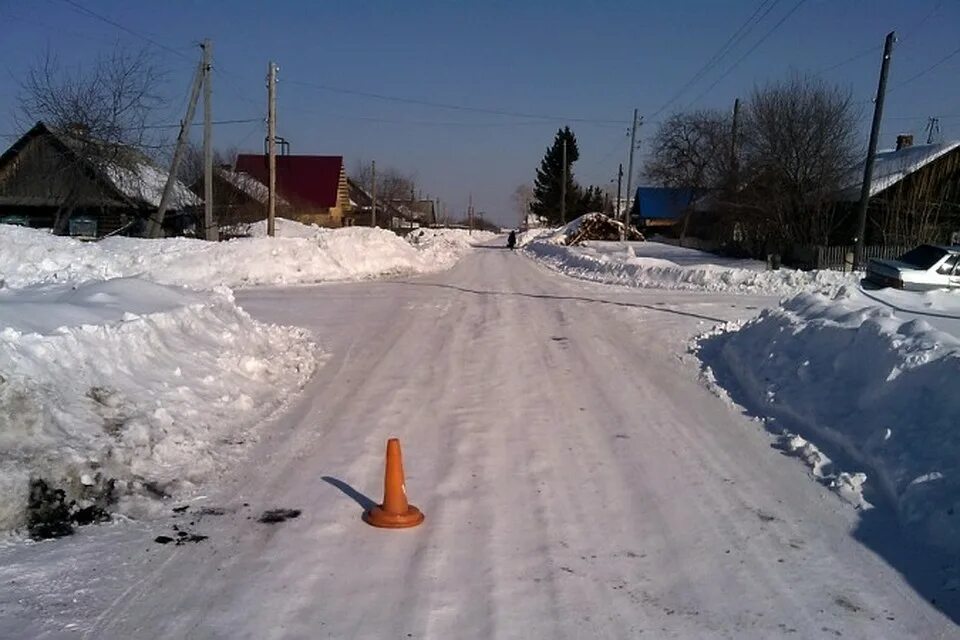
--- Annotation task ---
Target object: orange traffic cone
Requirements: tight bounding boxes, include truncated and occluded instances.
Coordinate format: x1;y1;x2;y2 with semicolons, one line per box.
363;438;425;529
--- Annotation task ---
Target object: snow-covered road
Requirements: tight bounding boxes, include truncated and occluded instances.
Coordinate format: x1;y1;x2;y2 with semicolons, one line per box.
2;245;956;639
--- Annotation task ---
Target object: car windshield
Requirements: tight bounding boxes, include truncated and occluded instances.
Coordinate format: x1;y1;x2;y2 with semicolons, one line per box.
896;245;947;270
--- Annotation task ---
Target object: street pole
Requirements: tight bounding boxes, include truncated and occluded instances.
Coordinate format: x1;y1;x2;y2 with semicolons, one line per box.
267;61;277;238
468;193;473;234
146;53;205;238
854;31;895;271
623;108;640;241
371;160;377;227
615;162;623;222
202;39;216;241
730;97;740;188
560;137;567;225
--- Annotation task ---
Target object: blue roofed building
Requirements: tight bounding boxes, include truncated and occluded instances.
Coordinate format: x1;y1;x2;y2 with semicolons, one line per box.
630;187;696;231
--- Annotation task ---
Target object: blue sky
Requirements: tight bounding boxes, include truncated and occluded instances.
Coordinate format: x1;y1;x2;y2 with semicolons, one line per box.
2;0;958;226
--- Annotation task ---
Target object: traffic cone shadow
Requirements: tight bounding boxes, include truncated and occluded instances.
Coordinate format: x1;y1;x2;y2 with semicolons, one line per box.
363;438;425;529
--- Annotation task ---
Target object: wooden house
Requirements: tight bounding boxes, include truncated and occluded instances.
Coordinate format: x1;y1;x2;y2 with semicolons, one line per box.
234;154;349;227
833;135;960;246
0;122;200;238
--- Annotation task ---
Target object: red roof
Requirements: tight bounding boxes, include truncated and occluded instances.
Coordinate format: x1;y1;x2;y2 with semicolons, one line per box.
235;154;343;209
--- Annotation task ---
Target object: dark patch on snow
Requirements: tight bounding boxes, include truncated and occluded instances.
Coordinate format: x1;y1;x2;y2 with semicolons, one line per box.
258;508;302;523
197;506;226;516
27;480;73;539
154;535;175;544
172;505;190;513
26;478;114;539
834;595;862;613
72;504;110;526
755;510;779;523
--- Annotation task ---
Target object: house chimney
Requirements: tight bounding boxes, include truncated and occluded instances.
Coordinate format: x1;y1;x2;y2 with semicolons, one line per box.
896;134;914;150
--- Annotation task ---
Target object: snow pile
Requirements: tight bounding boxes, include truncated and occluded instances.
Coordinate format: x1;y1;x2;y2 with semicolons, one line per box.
0;223;479;289
406;228;497;268
0;278;316;534
221;217;321;239
524;237;856;296
697;289;960;551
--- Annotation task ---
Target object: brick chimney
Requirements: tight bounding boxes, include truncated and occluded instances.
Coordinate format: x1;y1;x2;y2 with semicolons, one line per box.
896;134;914;150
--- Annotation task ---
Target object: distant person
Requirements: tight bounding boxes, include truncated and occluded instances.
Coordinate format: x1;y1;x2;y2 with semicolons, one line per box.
507;230;517;250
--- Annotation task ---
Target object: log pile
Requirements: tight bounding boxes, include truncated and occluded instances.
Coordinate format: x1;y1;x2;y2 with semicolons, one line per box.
563;213;645;246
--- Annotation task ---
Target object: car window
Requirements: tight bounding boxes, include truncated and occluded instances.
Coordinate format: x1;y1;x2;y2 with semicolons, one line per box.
936;255;959;275
898;245;948;270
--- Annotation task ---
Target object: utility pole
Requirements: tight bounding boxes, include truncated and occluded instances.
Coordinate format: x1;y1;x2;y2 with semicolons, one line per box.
615;163;623;222
560;137;567;225
468;193;473;234
622;108;641;240
730;97;740;188
370;160;377;227
267;61;277;238
202;39;216;241
146;51;205;238
854;32;894;271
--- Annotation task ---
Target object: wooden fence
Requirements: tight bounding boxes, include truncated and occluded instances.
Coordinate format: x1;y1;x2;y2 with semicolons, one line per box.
788;245;909;271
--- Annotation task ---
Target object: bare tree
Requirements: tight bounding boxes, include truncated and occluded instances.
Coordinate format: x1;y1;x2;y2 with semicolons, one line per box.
351;159;418;203
511;183;534;226
739;73;860;250
645;109;733;192
16;46;166;233
18;46;164;151
644;109;735;242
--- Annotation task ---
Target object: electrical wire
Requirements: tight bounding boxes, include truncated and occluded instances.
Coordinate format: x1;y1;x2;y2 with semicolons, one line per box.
59;0;193;62
683;0;809;109
282;79;629;125
888;44;960;93
143;118;263;130
649;0;780;119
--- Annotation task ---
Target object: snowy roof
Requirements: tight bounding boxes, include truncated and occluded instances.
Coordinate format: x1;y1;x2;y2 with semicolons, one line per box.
837;140;960;201
217;168;288;206
103;161;201;209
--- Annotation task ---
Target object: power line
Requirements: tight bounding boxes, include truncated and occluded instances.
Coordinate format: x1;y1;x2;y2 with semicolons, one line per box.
143;118;262;130
282;78;630;125
684;0;809;109
649;0;779;119
59;0;192;62
816;1;941;75
888;44;960;93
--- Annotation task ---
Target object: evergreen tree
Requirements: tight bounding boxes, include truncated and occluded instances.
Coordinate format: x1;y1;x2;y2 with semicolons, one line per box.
530;127;580;225
576;185;606;216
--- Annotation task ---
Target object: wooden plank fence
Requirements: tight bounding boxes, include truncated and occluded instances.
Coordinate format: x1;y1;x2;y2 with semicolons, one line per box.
791;245;909;271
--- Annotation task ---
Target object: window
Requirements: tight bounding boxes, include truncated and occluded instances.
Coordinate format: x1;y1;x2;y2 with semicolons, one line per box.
68;216;98;238
938;254;960;276
897;245;947;270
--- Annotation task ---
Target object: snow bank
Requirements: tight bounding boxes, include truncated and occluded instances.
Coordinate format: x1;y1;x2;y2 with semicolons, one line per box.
0;279;316;533
406;228;497;269
524;237;855;296
0;223;480;289
697;289;960;551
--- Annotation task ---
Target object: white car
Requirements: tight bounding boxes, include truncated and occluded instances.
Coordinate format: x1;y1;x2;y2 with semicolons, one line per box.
866;245;960;290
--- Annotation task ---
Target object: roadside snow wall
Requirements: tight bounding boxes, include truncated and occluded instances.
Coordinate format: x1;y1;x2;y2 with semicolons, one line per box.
697;289;960;552
0;279;316;532
523;239;855;296
0;224;485;290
